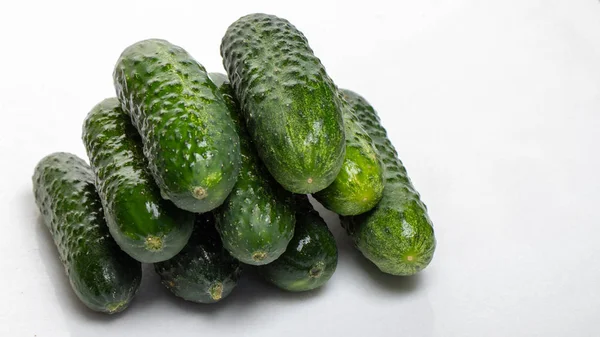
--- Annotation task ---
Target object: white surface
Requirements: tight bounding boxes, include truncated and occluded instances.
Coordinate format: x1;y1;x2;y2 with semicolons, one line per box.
1;0;599;336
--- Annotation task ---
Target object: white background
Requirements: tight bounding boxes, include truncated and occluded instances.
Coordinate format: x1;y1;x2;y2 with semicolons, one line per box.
1;0;599;336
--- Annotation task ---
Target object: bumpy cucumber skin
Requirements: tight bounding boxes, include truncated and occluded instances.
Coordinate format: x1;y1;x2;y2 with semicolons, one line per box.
340;90;436;276
114;39;241;213
314;95;384;215
209;73;295;266
221;13;345;194
154;213;242;304
259;195;337;292
33;153;142;314
82;98;194;263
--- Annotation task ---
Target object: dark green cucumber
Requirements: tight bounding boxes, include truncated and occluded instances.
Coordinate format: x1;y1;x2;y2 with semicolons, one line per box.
114;39;241;213
209;73;295;265
314;96;384;215
32;153;142;314
259;195;337;292
221;13;345;194
82;98;194;263
154;212;242;304
341;90;436;276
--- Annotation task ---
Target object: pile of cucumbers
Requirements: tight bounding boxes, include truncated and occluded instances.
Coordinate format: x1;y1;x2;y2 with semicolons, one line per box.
32;13;436;314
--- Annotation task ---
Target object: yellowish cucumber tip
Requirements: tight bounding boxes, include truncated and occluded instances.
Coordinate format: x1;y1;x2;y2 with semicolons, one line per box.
406;255;415;262
309;268;323;278
252;251;267;262
307;177;313;184
192;186;207;200
209;282;224;301
357;191;375;205
160;190;170;200
145;235;163;251
106;300;127;314
309;261;325;278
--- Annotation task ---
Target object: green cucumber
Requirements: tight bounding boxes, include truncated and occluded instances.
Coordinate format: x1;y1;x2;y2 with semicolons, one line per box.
209;73;295;265
114;39;241;213
32;153;142;314
82;98;194;263
154;212;242;304
314;96;384;215
221;13;345;194
259;195;338;292
340;90;436;276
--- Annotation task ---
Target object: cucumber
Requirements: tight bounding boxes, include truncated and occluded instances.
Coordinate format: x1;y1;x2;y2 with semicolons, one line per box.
340;90;436;276
221;13;345;194
154;212;242;304
313;96;384;215
32;153;142;314
258;195;338;292
209;73;295;265
114;39;241;213
82;98;194;263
